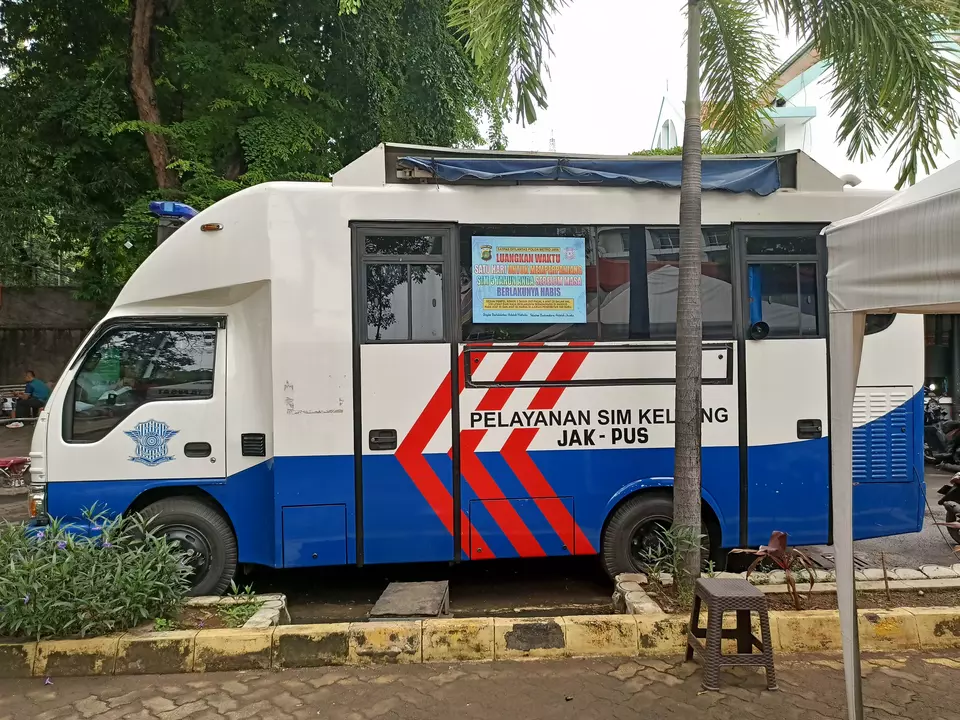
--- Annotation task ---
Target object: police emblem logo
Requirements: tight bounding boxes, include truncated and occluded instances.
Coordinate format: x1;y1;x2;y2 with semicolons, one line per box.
480;244;493;261
125;420;179;466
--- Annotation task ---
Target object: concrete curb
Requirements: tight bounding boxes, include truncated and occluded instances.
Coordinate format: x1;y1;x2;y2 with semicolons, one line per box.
3;607;960;677
184;593;287;630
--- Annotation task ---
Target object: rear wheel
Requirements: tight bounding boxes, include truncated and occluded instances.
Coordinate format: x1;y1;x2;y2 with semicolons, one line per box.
601;494;718;579
141;497;237;596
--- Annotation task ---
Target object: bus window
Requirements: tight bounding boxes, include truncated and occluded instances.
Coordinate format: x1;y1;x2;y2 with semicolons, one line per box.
598;227;734;341
746;262;820;338
360;232;447;344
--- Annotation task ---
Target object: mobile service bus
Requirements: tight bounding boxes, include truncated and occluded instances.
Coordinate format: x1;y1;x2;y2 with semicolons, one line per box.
27;145;924;594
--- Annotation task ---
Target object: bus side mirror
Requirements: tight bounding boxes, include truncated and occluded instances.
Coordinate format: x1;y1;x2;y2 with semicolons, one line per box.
749;321;770;341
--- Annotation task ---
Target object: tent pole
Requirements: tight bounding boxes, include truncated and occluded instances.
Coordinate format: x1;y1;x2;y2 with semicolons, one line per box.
829;309;866;720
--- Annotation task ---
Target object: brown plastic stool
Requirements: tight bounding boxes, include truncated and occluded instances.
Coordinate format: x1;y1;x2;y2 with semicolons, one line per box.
685;578;778;691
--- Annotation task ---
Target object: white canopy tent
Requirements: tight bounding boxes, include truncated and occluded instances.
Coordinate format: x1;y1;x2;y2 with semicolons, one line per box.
824;159;960;720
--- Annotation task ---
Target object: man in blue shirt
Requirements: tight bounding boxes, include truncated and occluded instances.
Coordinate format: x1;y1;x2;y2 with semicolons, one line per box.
12;370;50;422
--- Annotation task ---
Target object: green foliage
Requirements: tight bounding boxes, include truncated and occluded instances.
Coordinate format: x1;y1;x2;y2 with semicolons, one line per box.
700;0;777;154
227;580;257;600
0;0;493;303
756;0;960;187
217;600;263;627
638;524;708;607
0;510;191;641
630;147;683;156
449;0;569;124
153;617;177;633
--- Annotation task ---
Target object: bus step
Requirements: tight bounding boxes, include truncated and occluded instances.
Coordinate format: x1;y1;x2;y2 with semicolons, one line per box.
369;581;451;620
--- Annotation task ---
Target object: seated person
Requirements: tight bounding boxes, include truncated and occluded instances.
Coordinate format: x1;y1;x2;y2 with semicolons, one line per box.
13;370;51;419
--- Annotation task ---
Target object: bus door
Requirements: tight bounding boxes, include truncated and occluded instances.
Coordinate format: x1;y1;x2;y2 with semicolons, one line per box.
738;227;830;546
353;225;459;564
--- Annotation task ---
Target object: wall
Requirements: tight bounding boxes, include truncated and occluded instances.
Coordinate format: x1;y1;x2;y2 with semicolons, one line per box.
0;287;101;385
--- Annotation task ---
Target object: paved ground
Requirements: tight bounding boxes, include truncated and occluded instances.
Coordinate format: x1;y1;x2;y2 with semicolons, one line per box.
1;653;957;720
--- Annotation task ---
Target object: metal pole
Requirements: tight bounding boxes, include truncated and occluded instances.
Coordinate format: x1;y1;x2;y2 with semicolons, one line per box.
829;309;865;720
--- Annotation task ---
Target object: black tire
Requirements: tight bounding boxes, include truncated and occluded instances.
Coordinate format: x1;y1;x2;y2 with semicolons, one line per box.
601;493;718;580
947;509;960;546
141;497;238;596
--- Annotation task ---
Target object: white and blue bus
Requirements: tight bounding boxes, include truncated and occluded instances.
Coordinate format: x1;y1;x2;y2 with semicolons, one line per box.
27;145;924;594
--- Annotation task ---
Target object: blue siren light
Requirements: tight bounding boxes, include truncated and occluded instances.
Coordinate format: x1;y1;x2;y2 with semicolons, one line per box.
148;201;199;220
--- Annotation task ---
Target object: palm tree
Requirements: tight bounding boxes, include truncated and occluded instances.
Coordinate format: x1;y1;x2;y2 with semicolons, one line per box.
342;1;959;585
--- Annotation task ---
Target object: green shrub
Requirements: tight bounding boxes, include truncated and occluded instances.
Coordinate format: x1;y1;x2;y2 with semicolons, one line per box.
0;509;191;640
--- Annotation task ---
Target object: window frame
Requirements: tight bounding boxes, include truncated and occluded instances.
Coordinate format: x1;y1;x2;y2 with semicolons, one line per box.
353;224;456;345
735;224;829;340
62;316;225;444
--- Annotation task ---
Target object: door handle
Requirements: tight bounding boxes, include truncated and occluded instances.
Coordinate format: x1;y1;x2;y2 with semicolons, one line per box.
369;429;398;451
184;442;212;458
796;419;822;440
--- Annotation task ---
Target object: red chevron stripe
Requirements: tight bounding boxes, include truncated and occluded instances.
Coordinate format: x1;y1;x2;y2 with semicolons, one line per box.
500;342;597;554
460;428;546;557
501;429;596;554
394;358;492;559
456;347;547;558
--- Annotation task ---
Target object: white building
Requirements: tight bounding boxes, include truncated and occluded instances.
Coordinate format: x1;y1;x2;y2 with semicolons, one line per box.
766;41;960;189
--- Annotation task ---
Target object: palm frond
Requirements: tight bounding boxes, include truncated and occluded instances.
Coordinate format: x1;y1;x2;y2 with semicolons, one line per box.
758;0;960;188
448;0;569;124
700;0;777;153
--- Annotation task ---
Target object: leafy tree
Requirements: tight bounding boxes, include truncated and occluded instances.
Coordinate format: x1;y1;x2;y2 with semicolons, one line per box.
432;0;960;591
0;0;498;302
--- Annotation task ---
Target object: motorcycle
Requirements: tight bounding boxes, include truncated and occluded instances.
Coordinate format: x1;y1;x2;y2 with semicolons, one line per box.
936;472;960;545
923;388;960;464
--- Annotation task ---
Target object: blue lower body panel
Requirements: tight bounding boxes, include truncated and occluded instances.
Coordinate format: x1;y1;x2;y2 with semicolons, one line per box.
282;505;347;566
42;394;925;567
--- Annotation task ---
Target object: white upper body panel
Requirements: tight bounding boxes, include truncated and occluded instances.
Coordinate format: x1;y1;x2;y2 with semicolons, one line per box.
86;164;895;460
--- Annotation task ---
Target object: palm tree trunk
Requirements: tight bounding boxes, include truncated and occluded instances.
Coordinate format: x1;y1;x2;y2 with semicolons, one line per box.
674;0;704;587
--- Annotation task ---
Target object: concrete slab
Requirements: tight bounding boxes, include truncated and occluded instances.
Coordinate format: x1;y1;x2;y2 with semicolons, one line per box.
369;581;449;619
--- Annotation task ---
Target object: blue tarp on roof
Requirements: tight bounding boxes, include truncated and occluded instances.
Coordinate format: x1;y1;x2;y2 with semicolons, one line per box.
399;156;781;196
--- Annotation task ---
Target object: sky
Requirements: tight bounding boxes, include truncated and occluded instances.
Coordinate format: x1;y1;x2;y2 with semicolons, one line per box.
501;0;799;155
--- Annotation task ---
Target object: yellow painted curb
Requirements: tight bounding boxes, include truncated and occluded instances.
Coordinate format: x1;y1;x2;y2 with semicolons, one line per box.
34;636;120;677
194;628;274;673
116;631;198;675
0;641;36;678
422;618;494;662
858;610;920;651
494;617;566;660
563;615;638;657
349;621;422;664
904;606;960;650
273;623;351;668
774;610;842;652
3;605;960;678
636;614;688;655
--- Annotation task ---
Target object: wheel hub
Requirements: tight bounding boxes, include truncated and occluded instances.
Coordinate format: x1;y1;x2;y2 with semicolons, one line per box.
162;524;212;582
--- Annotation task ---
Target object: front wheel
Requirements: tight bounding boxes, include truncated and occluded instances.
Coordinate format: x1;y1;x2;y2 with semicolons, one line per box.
141;497;238;596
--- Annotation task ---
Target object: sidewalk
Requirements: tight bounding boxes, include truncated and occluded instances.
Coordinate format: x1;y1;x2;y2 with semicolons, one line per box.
1;653;956;720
